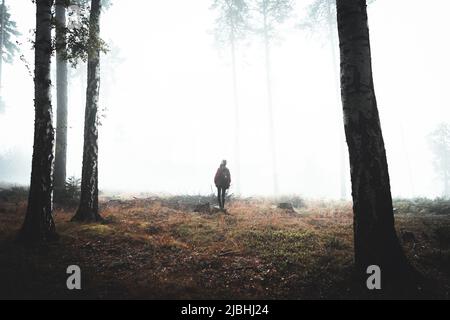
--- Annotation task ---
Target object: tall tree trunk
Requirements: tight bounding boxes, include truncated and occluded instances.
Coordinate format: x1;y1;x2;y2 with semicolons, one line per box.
54;0;68;195
336;0;409;281
19;0;57;243
230;36;241;195
263;14;279;196
0;0;5;96
72;0;102;222
326;0;347;200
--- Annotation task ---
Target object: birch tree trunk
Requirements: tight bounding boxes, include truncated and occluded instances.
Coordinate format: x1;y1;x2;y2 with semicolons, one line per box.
336;0;410;281
72;0;103;222
19;0;57;243
54;0;68;194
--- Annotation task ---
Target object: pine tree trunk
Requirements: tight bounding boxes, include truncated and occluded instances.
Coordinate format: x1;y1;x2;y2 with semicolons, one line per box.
336;0;409;280
230;37;241;195
72;0;102;222
54;0;68;195
263;15;279;196
19;0;57;243
0;0;5;95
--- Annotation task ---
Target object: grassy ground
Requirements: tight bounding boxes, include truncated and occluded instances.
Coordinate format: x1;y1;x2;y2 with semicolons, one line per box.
0;190;449;299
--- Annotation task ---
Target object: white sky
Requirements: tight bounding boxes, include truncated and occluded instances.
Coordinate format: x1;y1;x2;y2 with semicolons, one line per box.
1;0;449;198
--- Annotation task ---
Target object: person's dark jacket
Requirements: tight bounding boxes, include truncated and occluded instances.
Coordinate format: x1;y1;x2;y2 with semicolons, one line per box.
214;166;231;189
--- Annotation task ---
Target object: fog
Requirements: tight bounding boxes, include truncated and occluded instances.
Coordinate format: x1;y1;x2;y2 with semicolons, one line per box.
1;0;449;198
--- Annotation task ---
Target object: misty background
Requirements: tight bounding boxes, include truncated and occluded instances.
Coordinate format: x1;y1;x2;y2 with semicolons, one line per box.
0;0;449;198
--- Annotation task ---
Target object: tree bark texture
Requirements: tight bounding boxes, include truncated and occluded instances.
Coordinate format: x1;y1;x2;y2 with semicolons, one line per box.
336;0;409;280
73;0;102;222
19;0;57;243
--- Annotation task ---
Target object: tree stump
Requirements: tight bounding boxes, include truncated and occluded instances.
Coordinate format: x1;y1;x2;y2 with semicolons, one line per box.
194;203;211;214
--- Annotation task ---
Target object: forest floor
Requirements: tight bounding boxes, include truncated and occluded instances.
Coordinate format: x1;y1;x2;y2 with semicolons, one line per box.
0;189;449;300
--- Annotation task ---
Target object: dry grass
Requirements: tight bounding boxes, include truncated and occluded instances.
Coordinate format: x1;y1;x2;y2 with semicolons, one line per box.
0;193;449;299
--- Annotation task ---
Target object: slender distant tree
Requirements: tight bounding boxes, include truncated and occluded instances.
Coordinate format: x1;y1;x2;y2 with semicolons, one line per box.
19;0;58;243
72;0;103;222
251;0;293;196
0;0;20;111
428;123;450;198
211;0;250;195
54;0;69;195
336;0;410;281
53;0;110;203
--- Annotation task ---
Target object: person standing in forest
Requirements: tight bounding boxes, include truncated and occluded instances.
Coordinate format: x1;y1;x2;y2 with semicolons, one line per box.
214;160;231;210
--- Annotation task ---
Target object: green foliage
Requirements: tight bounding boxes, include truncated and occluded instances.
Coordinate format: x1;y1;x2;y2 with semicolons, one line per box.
211;0;251;47
173;222;222;246
299;0;336;36
252;0;293;39
56;176;81;206
238;228;318;265
211;0;294;47
53;0;111;67
0;3;21;64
